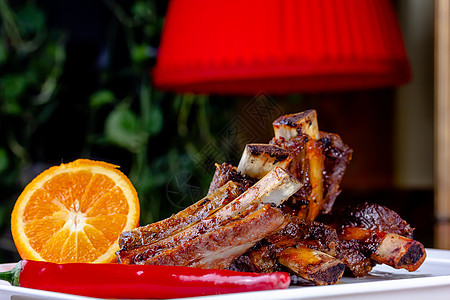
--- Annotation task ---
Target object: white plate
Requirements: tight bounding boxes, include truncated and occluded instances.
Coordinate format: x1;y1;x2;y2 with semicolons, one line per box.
1;249;449;300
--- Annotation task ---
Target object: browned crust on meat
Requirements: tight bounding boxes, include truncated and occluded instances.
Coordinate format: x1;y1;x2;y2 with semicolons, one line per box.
319;132;353;214
246;144;291;161
139;204;287;268
207;163;257;195
118;181;244;250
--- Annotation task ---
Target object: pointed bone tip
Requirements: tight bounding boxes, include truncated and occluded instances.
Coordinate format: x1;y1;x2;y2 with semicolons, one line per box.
273;110;317;127
273;110;320;140
237;144;293;179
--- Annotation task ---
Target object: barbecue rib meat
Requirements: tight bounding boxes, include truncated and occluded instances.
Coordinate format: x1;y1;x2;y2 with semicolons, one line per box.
269;131;353;219
323;202;426;276
119;181;244;251
167;204;287;269
319;132;354;214
271;110;330;220
267;217;341;257
116;109;426;287
117;167;301;267
229;217;345;285
336;202;414;238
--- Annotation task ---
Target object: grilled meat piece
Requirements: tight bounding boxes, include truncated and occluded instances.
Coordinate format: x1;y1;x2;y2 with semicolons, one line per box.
339;240;376;277
271;110;326;220
270;134;314;218
267;217;341;257
119;181;244;251
338;228;426;274
336;202;414;237
230;218;345;285
318;132;353;214
271;219;345;285
217;110;352;221
117;167;301;266
372;233;426;272
210;166;301;219
230;243;346;286
160;204;287;269
270;131;353;220
230;243;279;274
277;246;345;286
327;202;426;276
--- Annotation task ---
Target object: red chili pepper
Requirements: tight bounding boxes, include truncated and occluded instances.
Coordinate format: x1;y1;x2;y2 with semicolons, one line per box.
0;260;291;298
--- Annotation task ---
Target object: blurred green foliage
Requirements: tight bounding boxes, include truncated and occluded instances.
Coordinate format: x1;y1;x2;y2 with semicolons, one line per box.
0;0;239;261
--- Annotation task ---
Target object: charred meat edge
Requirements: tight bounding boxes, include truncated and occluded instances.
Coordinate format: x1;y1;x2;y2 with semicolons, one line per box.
273;109;320;140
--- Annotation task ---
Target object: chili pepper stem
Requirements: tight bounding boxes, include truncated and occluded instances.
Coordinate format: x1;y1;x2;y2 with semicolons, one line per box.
0;261;21;286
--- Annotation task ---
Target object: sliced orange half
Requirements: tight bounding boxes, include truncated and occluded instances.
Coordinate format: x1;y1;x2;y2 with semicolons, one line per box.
11;159;140;263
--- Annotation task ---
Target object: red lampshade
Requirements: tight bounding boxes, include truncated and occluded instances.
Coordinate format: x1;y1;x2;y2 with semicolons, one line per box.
153;0;411;95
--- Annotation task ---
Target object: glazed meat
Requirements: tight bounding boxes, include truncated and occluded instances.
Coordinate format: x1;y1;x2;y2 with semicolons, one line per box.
119;181;244;251
270;131;353;219
269;110;353;220
230;218;345;285
160;204;287;269
324;202;426;276
117;167;301;266
116;109;425;287
318;132;354;214
335;202;414;237
267;217;341;257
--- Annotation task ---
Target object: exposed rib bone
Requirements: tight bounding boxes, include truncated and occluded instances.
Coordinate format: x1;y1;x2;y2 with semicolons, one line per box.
118;181;243;250
277;246;345;286
371;233;426;272
273;109;320;140
337;226;426;274
271;110;324;220
237;144;292;179
212;167;301;220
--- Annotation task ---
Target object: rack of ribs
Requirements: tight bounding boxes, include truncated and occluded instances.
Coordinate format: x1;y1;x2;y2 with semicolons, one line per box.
116;109;426;286
117;166;302;268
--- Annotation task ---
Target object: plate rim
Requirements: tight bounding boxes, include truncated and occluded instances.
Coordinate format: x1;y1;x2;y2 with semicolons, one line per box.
0;248;449;300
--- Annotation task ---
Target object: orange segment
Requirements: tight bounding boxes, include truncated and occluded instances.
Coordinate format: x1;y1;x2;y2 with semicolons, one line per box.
11;159;140;263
